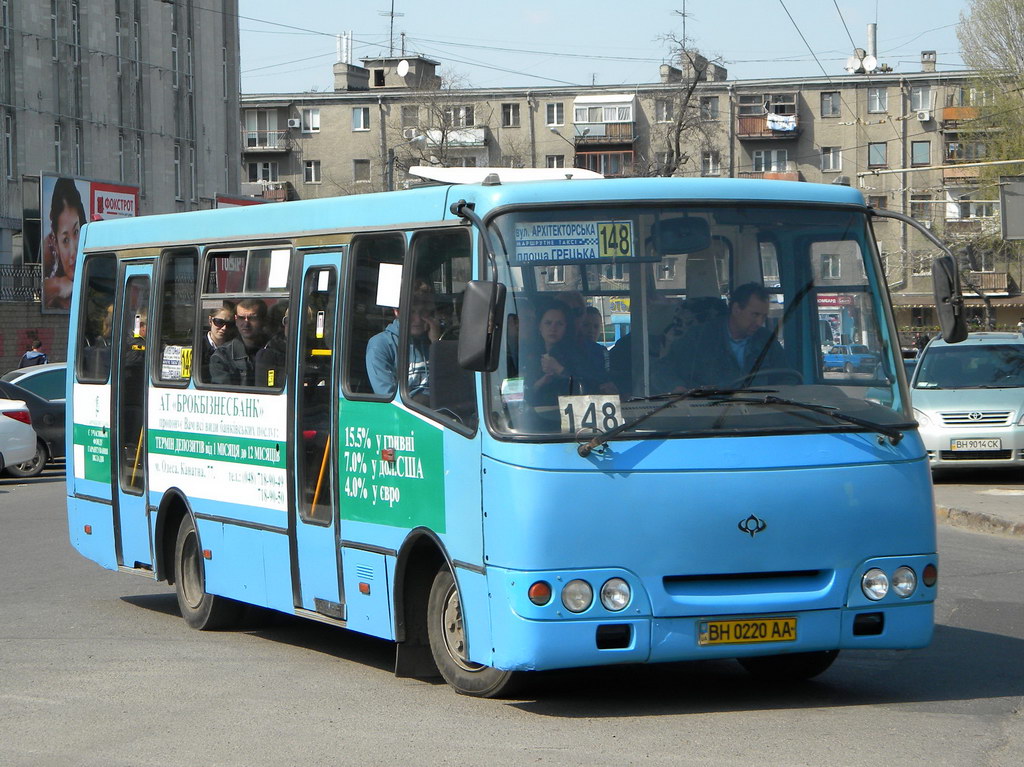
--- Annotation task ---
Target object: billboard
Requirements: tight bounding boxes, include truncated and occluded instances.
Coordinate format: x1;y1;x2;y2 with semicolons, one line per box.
40;173;139;313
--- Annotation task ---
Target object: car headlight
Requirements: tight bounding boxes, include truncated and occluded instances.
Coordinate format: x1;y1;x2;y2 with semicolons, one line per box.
599;578;631;611
561;579;593;613
861;568;889;601
913;408;932;427
892;566;917;598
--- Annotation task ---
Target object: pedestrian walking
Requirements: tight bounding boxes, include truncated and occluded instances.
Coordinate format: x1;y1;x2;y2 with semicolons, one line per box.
19;339;48;367
1017;317;1024;335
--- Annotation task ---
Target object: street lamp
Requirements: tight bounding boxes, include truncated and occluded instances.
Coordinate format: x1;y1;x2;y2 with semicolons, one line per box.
549;126;589;145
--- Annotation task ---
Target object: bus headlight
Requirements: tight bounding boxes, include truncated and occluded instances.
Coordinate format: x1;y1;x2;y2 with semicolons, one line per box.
892;566;917;598
861;568;889;600
561;579;593;613
599;578;631;611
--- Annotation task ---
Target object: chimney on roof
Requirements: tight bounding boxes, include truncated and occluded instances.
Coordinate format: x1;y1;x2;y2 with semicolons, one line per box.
921;50;937;73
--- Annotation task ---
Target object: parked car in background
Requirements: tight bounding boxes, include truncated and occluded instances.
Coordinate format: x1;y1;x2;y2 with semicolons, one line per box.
823;344;880;373
0;398;37;474
1;361;67;403
0;380;65;477
911;332;1024;470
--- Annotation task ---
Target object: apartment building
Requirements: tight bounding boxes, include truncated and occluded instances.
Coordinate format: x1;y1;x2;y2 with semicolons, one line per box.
240;50;1020;332
0;0;241;367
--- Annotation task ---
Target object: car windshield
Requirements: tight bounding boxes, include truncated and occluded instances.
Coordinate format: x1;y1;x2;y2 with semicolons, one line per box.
484;204;908;441
914;344;1024;389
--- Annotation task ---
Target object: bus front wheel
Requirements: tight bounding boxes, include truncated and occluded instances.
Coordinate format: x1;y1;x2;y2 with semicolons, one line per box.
426;567;521;698
738;649;839;682
173;515;243;630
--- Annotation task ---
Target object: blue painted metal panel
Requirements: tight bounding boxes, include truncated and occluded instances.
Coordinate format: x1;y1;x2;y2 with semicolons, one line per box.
341;549;394;639
67;497;118;571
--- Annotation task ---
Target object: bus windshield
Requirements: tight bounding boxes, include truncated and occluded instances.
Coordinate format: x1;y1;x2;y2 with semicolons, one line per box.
485;203;908;440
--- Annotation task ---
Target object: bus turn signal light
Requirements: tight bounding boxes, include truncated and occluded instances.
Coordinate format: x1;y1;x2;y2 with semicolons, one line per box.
528;581;552;606
922;563;937;587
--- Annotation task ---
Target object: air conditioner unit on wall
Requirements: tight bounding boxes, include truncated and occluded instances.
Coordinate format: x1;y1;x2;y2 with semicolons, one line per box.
402;127;420;139
916;110;932;122
287;118;301;128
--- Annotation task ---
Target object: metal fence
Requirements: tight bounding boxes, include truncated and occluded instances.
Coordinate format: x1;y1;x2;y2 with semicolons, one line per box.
0;264;41;302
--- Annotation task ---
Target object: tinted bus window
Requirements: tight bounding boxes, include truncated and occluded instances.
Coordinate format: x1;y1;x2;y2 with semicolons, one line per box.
155;251;197;383
76;254;117;383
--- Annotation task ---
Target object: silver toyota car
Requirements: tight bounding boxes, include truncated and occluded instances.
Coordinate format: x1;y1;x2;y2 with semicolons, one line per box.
911;332;1024;469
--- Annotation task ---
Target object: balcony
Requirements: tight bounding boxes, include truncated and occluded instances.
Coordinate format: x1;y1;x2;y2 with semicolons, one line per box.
943;164;981;182
966;271;1014;296
424;126;488;148
574;122;637;145
942;105;979;126
242;130;290;153
736;114;800;140
737;162;803;182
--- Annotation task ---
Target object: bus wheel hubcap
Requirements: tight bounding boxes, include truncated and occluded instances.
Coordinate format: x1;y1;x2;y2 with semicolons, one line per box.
441;583;483;672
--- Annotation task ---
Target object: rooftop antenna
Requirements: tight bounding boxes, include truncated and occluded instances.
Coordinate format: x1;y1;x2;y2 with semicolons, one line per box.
845;24;878;74
379;1;404;57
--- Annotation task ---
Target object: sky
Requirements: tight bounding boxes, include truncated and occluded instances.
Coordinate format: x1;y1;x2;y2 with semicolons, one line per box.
239;0;973;95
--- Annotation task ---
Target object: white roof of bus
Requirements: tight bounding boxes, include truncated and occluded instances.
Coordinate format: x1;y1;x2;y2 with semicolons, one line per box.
408;166;604;184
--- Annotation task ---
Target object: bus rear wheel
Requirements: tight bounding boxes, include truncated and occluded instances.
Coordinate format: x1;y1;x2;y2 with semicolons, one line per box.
426;567;521;698
738;649;839;682
173;515;243;630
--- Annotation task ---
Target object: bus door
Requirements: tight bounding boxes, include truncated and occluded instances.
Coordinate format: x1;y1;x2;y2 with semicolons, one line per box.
291;257;343;618
113;264;152;570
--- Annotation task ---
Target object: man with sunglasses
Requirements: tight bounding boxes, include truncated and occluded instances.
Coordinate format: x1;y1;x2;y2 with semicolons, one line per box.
209;298;268;386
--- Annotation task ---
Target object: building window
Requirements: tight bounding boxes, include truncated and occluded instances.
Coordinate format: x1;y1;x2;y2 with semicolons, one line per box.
821;146;841;172
244;110;282;149
53;123;62;172
132;21;140;78
353;159;371;183
222;47;228;98
868;195;887;211
820;253;841;280
546;102;564;126
700;96;719;120
502;103;521;128
352;107;370;131
739;93;796;116
2;0;10;49
445;106;475;127
946;136;987;161
135;136;143;186
868;86;887;113
868;142;887;168
171;32;179;89
118;133;125;181
910;86;932;112
701;150;720;176
910;193;932;222
401;105;419;127
247;161;278;183
752;149;788;172
655;99;673;123
575;104;634;123
547;265;565;284
302;108;320;133
70;1;80;64
73;124;82;176
189;145;196;201
185;36;193;92
3;113;13;178
576;150;634;177
174;144;182;198
911;141;930;167
545;155;565;168
304;160;321;184
50;0;58;61
115;14;123;73
820;91;841;117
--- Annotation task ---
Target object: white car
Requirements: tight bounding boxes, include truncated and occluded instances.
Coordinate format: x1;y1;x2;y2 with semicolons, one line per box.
0;397;37;473
911;332;1024;469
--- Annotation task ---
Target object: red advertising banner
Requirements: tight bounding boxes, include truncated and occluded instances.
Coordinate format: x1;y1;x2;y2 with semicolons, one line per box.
40;173;139;314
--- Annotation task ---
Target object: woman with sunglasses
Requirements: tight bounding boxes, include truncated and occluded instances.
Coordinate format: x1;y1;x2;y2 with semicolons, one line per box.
200;302;236;380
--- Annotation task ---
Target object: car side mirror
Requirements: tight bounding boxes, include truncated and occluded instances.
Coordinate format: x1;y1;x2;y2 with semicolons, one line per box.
458;280;506;372
932;255;967;344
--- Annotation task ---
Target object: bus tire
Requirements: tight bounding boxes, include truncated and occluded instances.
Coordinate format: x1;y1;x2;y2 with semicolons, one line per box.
738;649;839;682
173;515;243;630
426;567;521;698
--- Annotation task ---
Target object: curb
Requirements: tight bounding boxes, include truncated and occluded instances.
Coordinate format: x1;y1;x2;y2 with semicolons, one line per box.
935;505;1024;538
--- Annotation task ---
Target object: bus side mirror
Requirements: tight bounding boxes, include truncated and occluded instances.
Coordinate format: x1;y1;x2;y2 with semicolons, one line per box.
932;255;968;344
458;280;506;372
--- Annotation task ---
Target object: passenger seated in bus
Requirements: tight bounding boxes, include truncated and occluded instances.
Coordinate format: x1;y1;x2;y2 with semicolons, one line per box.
254;304;288;387
653;282;786;391
556;290;616;393
366;282;440;399
199;302;236;381
209;298;268;386
608;300;694;396
523;300;608;406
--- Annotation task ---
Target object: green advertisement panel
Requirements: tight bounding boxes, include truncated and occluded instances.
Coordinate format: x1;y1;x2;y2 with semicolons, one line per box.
73;422;111;482
338;400;445;532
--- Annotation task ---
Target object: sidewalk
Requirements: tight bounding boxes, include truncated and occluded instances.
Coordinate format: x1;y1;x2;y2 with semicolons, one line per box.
933;481;1024;538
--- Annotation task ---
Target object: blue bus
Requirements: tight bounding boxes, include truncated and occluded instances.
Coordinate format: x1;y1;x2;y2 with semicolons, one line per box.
65;175;965;696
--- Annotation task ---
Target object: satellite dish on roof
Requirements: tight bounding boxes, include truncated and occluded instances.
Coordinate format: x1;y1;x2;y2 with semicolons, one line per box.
862;54;878;73
844;56;860;74
396;59;410;77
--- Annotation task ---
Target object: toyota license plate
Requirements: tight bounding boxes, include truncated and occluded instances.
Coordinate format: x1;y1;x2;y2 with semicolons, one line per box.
950;438;1001;451
698;616;797;646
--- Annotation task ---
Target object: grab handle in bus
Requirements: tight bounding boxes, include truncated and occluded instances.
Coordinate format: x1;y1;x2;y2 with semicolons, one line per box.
129;427;144;487
311;435;331;513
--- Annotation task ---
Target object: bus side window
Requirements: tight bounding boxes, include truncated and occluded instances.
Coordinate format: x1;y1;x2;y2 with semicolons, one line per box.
344;233;406;397
76;254;117;383
408;229;478;430
155;250;197;383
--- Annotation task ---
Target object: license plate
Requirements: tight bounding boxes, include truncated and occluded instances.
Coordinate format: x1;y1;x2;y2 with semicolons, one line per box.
698;616;797;646
950;438;1001;451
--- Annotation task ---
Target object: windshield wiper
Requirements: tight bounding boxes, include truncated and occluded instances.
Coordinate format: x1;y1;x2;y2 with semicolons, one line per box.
577;387;775;457
711;393;906;444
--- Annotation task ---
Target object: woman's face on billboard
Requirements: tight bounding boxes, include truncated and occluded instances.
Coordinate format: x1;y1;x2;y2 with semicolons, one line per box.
55;203;81;276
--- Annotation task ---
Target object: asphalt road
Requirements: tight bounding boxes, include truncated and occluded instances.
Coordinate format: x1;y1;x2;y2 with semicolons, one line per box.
2;465;1023;767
